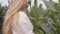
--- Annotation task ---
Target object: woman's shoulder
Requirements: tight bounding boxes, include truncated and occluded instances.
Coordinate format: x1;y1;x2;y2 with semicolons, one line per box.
19;11;26;15
19;11;27;17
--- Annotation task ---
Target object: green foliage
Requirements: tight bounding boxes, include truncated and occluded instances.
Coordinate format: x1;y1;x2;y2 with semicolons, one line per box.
0;6;7;23
0;4;7;34
26;0;60;34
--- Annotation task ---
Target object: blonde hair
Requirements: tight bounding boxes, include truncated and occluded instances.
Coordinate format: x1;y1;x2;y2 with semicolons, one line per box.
3;0;28;34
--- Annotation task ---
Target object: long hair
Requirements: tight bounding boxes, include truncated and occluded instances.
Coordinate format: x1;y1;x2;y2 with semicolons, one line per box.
3;0;28;34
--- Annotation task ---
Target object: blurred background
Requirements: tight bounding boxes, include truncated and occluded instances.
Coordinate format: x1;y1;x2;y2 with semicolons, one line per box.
0;0;60;34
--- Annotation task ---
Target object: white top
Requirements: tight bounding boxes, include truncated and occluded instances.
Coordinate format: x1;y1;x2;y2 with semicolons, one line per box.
12;11;34;34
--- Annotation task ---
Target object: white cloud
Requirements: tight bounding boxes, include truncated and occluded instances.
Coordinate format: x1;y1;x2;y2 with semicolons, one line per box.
37;0;47;10
0;0;9;6
0;0;59;11
31;0;34;7
31;0;58;10
52;0;59;3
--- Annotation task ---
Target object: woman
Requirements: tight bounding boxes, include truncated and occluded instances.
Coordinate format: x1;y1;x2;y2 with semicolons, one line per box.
3;0;34;34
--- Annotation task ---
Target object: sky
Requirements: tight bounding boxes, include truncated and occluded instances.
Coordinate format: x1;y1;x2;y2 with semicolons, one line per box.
0;0;9;6
0;0;59;10
31;0;58;10
0;0;59;6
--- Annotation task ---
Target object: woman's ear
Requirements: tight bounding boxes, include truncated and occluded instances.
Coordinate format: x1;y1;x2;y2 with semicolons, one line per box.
24;2;29;8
